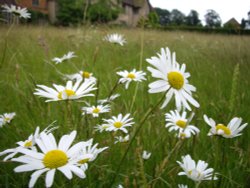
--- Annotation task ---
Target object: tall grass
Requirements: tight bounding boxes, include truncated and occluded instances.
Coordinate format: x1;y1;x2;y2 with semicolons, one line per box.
0;26;250;188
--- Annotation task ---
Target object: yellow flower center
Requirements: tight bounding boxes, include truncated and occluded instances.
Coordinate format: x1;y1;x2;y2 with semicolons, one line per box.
78;158;90;164
167;71;184;90
43;150;68;169
216;124;231;135
92;108;100;114
114;121;123;128
180;132;186;139
4;117;10;122
24;141;32;148
58;89;76;99
127;73;136;79
82;71;90;78
176;120;187;128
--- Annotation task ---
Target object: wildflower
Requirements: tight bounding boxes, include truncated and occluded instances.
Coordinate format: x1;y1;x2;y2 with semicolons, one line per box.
52;51;76;64
98;94;120;104
0;125;57;161
94;124;109;133
114;135;130;144
0;112;16;127
34;79;96;102
66;70;96;82
10;131;90;188
146;47;199;110
117;184;124;188
74;138;108;170
82;104;110;118
142;150;151;160
2;4;31;19
102;114;134;133
104;33;126;46
177;154;218;182
203;115;247;138
117;69;146;89
165;110;199;138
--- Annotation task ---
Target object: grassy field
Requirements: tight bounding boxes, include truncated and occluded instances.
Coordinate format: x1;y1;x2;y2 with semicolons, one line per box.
0;26;250;188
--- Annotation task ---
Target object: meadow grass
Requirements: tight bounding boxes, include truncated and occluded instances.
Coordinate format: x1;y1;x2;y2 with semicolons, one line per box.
0;25;250;188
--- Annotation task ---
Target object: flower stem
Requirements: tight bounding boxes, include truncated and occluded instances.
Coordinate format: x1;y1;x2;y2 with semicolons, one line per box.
107;79;120;99
109;93;166;186
195;181;201;188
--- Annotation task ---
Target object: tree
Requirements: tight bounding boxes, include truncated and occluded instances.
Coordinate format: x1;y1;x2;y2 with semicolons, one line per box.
186;10;201;26
170;9;186;25
204;9;221;28
57;0;85;26
154;7;171;25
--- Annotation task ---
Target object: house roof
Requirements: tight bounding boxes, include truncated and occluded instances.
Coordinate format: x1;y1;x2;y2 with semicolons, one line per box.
0;0;16;5
224;18;240;26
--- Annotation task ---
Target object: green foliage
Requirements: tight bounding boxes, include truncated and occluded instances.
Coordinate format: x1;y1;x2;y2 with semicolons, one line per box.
205;9;222;28
87;0;119;23
185;10;201;26
57;0;85;26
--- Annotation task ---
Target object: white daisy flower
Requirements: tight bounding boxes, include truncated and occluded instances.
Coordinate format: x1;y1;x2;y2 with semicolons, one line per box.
146;47;199;110
2;4;31;19
104;33;126;46
11;131;87;188
117;69;146;89
203;115;247;138
94;124;110;133
74;138;108;170
0;112;16;127
98;94;120;104
165;110;199;136
65;70;96;82
0;125;57;161
114;135;130;144
178;184;188;188
52;51;76;64
102;114;134;133
177;154;218;182
82;104;110;118
34;79;96;102
142;150;151;160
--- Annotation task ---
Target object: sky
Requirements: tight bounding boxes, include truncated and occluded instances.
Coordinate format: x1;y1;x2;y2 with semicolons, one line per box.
149;0;250;24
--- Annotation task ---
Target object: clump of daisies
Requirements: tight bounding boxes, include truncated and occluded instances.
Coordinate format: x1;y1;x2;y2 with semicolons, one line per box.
0;128;107;188
165;110;199;139
146;47;199;110
177;154;218;182
1;4;31;19
203;115;247;138
52;51;76;64
0;112;16;127
117;69;146;89
104;33;126;46
34;79;96;102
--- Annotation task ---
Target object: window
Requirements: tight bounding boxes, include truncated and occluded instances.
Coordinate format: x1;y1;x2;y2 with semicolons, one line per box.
32;0;39;6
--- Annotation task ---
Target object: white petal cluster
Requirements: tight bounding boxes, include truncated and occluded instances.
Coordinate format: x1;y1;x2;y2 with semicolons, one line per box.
177;154;218;182
98;94;120;104
65;70;96;82
102;114;134;133
0;112;16;127
104;33;126;46
52;51;76;64
204;115;247;138
142;150;151;160
34;79;96;102
165;110;199;139
147;47;199;110
117;69;146;89
2;4;31;19
114;135;130;144
82;104;110;117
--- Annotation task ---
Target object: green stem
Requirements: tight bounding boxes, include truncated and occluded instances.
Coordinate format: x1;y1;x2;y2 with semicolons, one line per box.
107;79;120;99
109;93;166;186
195;181;201;188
